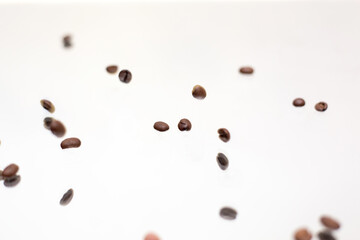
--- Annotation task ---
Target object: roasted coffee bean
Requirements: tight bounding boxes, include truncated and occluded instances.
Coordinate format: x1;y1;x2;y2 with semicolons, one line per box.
217;153;229;170
318;231;336;240
63;35;72;48
320;216;340;230
61;137;81;149
220;207;237;220
106;65;118;74
44;117;53;129
293;98;305;107
154;121;169;132
40;99;55;113
0;170;4;180
239;66;254;74
315;102;328;112
60;188;74;206
178;118;192;131
294;228;312;240
2;164;19;178
50;119;66;137
144;233;160;240
4;175;21;187
192;85;206;99
118;70;132;83
218;128;230;142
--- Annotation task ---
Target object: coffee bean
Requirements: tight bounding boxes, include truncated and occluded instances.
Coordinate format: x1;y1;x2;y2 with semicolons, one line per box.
118;70;132;83
239;66;254;74
294;228;312;240
60;188;74;206
217;153;229;170
293;98;305;107
320;216;340;230
40;99;55;113
61;137;81;149
318;231;336;240
153;121;169;132
315;102;328;112
0;170;4;181
106;65;118;74
4;175;21;187
2;164;19;178
219;207;237;220
63;35;72;48
144;233;160;240
50;119;66;137
192;85;206;99
44;117;53;129
218;128;230;142
178;118;192;131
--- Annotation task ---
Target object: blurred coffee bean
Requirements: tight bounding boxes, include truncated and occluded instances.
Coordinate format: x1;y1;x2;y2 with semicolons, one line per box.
144;233;160;240
4;175;21;187
60;188;74;206
219;207;237;220
293;98;305;107
315;102;328;112
217;153;229;170
44;117;53;129
239;66;254;74
192;85;206;99
63;35;72;48
61;138;81;149
40;99;55;113
218;128;230;142
318;231;336;240
106;65;118;74
320;216;340;230
294;228;312;240
50;120;66;137
2;164;19;178
119;70;132;83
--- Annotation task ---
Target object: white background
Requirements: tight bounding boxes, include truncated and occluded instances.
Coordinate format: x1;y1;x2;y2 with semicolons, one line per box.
1;2;360;240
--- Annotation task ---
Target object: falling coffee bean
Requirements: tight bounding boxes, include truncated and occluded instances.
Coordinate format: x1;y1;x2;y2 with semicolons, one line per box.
219;207;237;220
118;70;132;83
4;175;21;187
50;119;66;137
239;66;254;74
63;35;72;48
40;99;55;113
43;117;53;129
218;128;230;142
315;102;328;112
154;121;169;132
106;65;118;74
178;118;192;131
320;216;340;230
144;233;160;240
318;231;336;240
2;164;19;178
217;153;229;170
61;137;81;149
293;98;305;107
60;188;74;206
294;228;312;240
192;85;206;99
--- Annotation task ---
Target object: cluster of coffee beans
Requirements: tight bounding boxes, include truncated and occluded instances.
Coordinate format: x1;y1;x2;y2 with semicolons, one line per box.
106;65;132;84
0;163;20;187
295;215;340;240
293;98;328;112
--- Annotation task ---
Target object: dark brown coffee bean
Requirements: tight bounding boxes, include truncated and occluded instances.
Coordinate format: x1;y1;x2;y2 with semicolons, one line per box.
218;128;230;142
106;65;118;74
63;35;72;48
40;99;55;113
118;70;132;83
320;216;340;230
154;121;169;132
239;66;254;74
192;85;206;99
2;164;19;178
318;231;336;240
217;153;229;170
293;98;305;107
219;207;237;220
315;102;328;112
294;228;312;240
4;175;21;187
50;120;66;137
60;188;74;206
44;117;53;129
144;233;160;240
61;137;81;149
178;118;192;131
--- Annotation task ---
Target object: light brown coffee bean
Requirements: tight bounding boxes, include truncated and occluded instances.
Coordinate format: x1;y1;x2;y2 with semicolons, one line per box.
178;118;192;131
239;66;254;74
192;85;206;99
294;228;312;240
220;207;237;220
2;164;19;178
315;102;328;112
50;120;66;137
60;188;74;206
61;138;81;149
144;233;160;240
106;65;118;74
4;175;21;187
293;98;305;107
320;216;340;230
217;153;229;170
40;99;55;113
154;121;169;132
218;128;230;142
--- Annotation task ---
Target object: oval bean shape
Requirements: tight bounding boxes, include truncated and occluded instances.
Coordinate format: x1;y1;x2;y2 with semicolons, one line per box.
61;138;81;149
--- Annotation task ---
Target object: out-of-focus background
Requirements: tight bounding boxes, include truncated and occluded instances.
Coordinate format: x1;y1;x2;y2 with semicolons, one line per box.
1;1;360;240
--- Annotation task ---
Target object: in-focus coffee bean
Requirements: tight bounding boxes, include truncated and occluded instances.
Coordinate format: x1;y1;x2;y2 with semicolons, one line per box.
220;207;237;220
60;188;74;206
178;118;192;131
40;99;55;113
217;153;229;170
218;128;230;142
63;35;72;48
118;70;132;83
293;98;305;107
44;117;53;129
61;137;81;149
192;85;206;99
106;65;118;74
50;119;66;137
154;121;169;132
294;228;312;240
315;102;328;112
239;66;254;74
318;231;336;240
2;164;19;178
4;175;21;187
144;233;160;240
320;216;340;230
